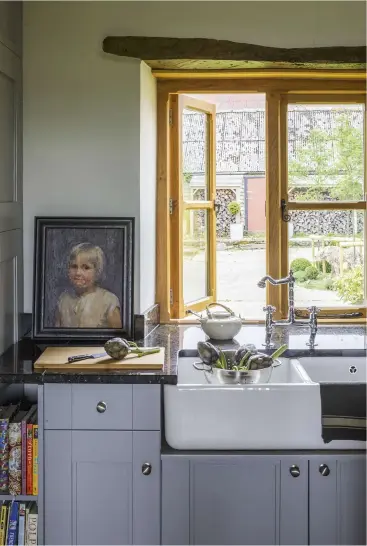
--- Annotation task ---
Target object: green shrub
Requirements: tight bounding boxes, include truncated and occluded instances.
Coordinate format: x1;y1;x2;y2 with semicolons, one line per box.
305;266;319;280
227;201;241;216
315;260;332;274
293;270;307;283
290;258;312;272
334;266;364;304
325;278;334;291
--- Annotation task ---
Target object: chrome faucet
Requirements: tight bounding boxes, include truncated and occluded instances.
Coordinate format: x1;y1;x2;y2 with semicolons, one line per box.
258;270;319;348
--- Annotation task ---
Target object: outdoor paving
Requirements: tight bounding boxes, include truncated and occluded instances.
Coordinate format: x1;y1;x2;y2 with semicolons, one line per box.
184;247;341;318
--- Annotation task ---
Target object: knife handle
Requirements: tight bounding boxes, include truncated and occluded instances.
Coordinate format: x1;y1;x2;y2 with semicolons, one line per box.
68;354;92;363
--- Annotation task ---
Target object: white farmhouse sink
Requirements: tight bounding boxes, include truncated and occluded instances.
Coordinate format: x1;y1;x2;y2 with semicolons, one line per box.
164;352;366;451
299;356;366;383
164;355;319;450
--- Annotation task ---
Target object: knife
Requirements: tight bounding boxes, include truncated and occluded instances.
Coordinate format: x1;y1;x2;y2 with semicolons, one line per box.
68;352;107;363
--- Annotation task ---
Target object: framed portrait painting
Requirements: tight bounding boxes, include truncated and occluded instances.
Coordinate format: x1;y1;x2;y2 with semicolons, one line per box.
32;217;134;341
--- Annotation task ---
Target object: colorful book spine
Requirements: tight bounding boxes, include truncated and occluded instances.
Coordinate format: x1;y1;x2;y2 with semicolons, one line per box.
6;502;18;546
0;504;7;546
8;423;22;496
26;426;33;495
21;420;27;494
26;511;37;546
24;507;29;546
17;504;26;546
32;426;38;496
21;406;37;495
0;420;10;493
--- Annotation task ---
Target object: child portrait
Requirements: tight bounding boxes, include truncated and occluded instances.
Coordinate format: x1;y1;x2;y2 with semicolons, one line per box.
55;242;122;329
33;217;134;340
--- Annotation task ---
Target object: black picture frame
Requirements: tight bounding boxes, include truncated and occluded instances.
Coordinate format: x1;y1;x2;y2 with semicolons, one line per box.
32;216;134;341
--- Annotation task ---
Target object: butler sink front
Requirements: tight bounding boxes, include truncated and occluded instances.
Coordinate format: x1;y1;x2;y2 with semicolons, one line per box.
164;351;319;450
164;351;366;451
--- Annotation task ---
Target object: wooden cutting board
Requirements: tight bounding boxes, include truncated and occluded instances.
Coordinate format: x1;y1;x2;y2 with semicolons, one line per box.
34;346;165;371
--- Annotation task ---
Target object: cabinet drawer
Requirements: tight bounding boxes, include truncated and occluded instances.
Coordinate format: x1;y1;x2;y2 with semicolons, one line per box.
44;384;161;430
71;385;132;430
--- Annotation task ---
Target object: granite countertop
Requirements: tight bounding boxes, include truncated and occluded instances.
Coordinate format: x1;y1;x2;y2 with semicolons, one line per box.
0;324;365;384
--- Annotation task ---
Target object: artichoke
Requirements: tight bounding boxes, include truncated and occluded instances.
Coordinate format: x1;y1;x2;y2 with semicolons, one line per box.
104;337;160;360
104;338;130;360
234;344;257;365
197;341;220;366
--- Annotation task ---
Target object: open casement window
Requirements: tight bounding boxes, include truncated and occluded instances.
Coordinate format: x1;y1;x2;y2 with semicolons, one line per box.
169;95;216;318
277;94;367;320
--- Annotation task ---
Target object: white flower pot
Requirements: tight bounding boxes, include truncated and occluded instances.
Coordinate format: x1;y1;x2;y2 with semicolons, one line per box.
230;223;243;241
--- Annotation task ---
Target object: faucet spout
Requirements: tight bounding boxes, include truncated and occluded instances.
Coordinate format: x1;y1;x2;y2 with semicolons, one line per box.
257;273;294;289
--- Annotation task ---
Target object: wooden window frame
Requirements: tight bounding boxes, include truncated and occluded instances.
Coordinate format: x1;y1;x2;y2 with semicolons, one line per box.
169;94;217;317
155;72;367;323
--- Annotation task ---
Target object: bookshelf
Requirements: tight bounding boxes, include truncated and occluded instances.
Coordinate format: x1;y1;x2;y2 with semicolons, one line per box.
0;495;37;501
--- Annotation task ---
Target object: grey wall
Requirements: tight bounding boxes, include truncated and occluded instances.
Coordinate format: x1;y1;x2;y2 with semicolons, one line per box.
0;1;23;353
22;1;366;316
139;63;157;313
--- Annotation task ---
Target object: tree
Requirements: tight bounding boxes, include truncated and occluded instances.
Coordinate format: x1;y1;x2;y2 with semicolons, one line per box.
330;112;364;202
288;128;334;201
288;109;364;203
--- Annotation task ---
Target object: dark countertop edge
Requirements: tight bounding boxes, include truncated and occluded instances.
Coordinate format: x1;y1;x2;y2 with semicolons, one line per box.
0;372;177;385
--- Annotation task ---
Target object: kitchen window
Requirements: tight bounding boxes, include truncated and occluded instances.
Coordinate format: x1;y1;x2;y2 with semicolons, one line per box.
156;74;366;322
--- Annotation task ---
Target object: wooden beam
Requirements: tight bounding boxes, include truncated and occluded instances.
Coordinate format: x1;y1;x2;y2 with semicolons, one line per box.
153;69;367;80
103;36;366;67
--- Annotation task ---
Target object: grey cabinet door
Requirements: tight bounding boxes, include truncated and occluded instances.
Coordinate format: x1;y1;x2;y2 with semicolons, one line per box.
338;455;366;546
280;458;308;545
190;456;279;545
309;454;366;546
132;431;161;545
72;431;133;545
44;430;160;546
309;456;338;545
44;430;73;545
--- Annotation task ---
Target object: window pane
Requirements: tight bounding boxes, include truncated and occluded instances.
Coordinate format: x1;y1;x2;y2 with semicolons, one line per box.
289;211;365;308
183;209;209;304
288;104;365;202
182;109;209;201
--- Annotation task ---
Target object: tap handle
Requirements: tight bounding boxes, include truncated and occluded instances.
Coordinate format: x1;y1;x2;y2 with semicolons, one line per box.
263;305;276;312
308;306;320;315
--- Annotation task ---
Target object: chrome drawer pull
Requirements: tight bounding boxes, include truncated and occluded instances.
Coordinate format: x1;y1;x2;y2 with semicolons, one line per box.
142;462;152;475
319;464;330;476
96;401;107;413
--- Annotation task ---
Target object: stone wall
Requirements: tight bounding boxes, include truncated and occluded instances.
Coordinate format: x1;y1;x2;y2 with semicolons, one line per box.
292;210;364;236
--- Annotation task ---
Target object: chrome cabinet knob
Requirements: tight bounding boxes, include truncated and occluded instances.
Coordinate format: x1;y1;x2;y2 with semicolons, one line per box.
142;462;152;476
319;463;330;476
289;465;300;478
96;401;107;413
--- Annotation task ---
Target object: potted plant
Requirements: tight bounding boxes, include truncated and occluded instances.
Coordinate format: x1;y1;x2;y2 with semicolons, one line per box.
227;201;243;241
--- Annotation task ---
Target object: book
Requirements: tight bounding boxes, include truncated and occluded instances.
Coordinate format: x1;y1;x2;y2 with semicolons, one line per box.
24;505;29;546
17;504;26;546
0;504;8;546
4;504;10;546
9;408;30;496
21;406;37;495
26;503;37;546
26;412;37;496
32;426;38;496
0;405;19;493
5;502;18;546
